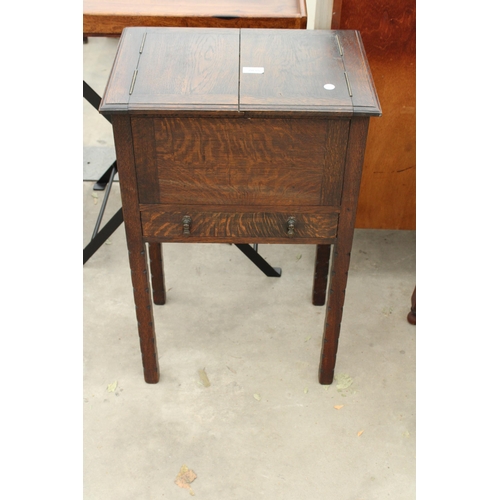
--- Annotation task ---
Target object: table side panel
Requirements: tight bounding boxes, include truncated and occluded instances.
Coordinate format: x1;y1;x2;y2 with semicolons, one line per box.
131;118;160;204
321;119;350;205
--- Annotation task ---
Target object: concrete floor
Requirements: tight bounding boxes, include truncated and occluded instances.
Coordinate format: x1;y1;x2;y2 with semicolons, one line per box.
84;32;416;500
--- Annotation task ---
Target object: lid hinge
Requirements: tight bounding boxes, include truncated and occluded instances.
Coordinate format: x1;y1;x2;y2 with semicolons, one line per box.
129;69;138;95
139;32;147;53
335;34;344;57
344;72;353;97
335;33;352;98
129;32;147;95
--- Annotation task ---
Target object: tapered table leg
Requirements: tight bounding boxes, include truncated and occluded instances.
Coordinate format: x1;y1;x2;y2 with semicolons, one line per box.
318;118;370;385
312;244;331;306
148;243;167;305
127;244;160;383
112;115;160;383
319;236;352;384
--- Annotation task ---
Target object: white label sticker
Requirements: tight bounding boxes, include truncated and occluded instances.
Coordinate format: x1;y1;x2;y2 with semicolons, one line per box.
242;67;265;74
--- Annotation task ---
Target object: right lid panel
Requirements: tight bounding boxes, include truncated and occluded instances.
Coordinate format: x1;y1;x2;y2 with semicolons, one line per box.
239;29;381;117
239;29;351;115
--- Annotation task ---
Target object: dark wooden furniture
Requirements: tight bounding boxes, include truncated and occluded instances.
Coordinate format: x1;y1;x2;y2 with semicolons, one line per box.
83;0;307;37
332;0;415;230
100;27;381;384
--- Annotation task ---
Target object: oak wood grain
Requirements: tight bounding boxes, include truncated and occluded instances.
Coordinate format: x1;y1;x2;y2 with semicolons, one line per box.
239;29;352;114
131;29;240;109
100;28;381;117
321;120;351;205
312;244;331;306
133;117;349;207
111;115;160;384
131;117;160;204
148;243;166;305
319;117;369;384
140;204;339;243
99;28;146;109
338;30;381;115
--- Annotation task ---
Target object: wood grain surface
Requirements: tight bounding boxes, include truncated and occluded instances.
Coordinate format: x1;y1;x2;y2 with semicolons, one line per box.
140;204;339;243
99;28;381;117
148;242;166;305
239;29;350;113
111;115;160;383
319;117;370;384
131;29;240;109
131;117;349;207
312;244;331;306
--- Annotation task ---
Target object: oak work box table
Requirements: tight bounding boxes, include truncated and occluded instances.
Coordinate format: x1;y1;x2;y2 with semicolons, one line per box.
99;27;381;385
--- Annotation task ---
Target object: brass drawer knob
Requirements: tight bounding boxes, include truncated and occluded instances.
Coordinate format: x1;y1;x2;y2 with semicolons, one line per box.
286;217;296;237
182;215;192;235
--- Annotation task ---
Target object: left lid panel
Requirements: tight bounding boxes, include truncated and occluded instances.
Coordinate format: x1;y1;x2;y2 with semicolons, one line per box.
100;28;241;114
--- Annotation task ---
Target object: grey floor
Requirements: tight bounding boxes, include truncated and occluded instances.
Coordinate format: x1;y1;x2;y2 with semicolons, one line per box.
84;33;416;500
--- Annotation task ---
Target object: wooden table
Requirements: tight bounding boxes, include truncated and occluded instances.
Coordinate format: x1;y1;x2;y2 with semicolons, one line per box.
99;27;381;384
83;0;307;37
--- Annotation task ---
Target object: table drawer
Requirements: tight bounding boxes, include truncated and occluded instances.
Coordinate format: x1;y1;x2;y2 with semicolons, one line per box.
140;205;339;244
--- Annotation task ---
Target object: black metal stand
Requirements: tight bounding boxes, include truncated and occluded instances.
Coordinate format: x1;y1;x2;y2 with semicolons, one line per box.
83;80;125;263
235;244;282;277
83;81;114;191
83;208;124;264
83;80;281;277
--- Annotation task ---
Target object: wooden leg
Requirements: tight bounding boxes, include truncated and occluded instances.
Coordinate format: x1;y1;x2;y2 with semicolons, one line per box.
407;287;416;325
312;244;331;306
112;115;160;383
318;236;353;384
318;117;370;385
148;243;166;305
127;244;160;383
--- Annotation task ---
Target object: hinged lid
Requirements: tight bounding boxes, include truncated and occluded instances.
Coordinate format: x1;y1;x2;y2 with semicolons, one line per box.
99;28;381;117
100;27;240;114
239;29;350;114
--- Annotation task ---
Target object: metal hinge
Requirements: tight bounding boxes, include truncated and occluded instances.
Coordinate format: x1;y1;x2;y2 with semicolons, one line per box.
129;32;147;95
139;32;147;53
335;34;352;97
344;72;353;97
335;34;344;57
129;69;138;95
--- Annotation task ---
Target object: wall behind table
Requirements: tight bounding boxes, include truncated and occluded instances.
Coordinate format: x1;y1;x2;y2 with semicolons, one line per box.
333;0;416;230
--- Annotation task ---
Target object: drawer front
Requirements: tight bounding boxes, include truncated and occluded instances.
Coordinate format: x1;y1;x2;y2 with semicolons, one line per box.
140;205;339;244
